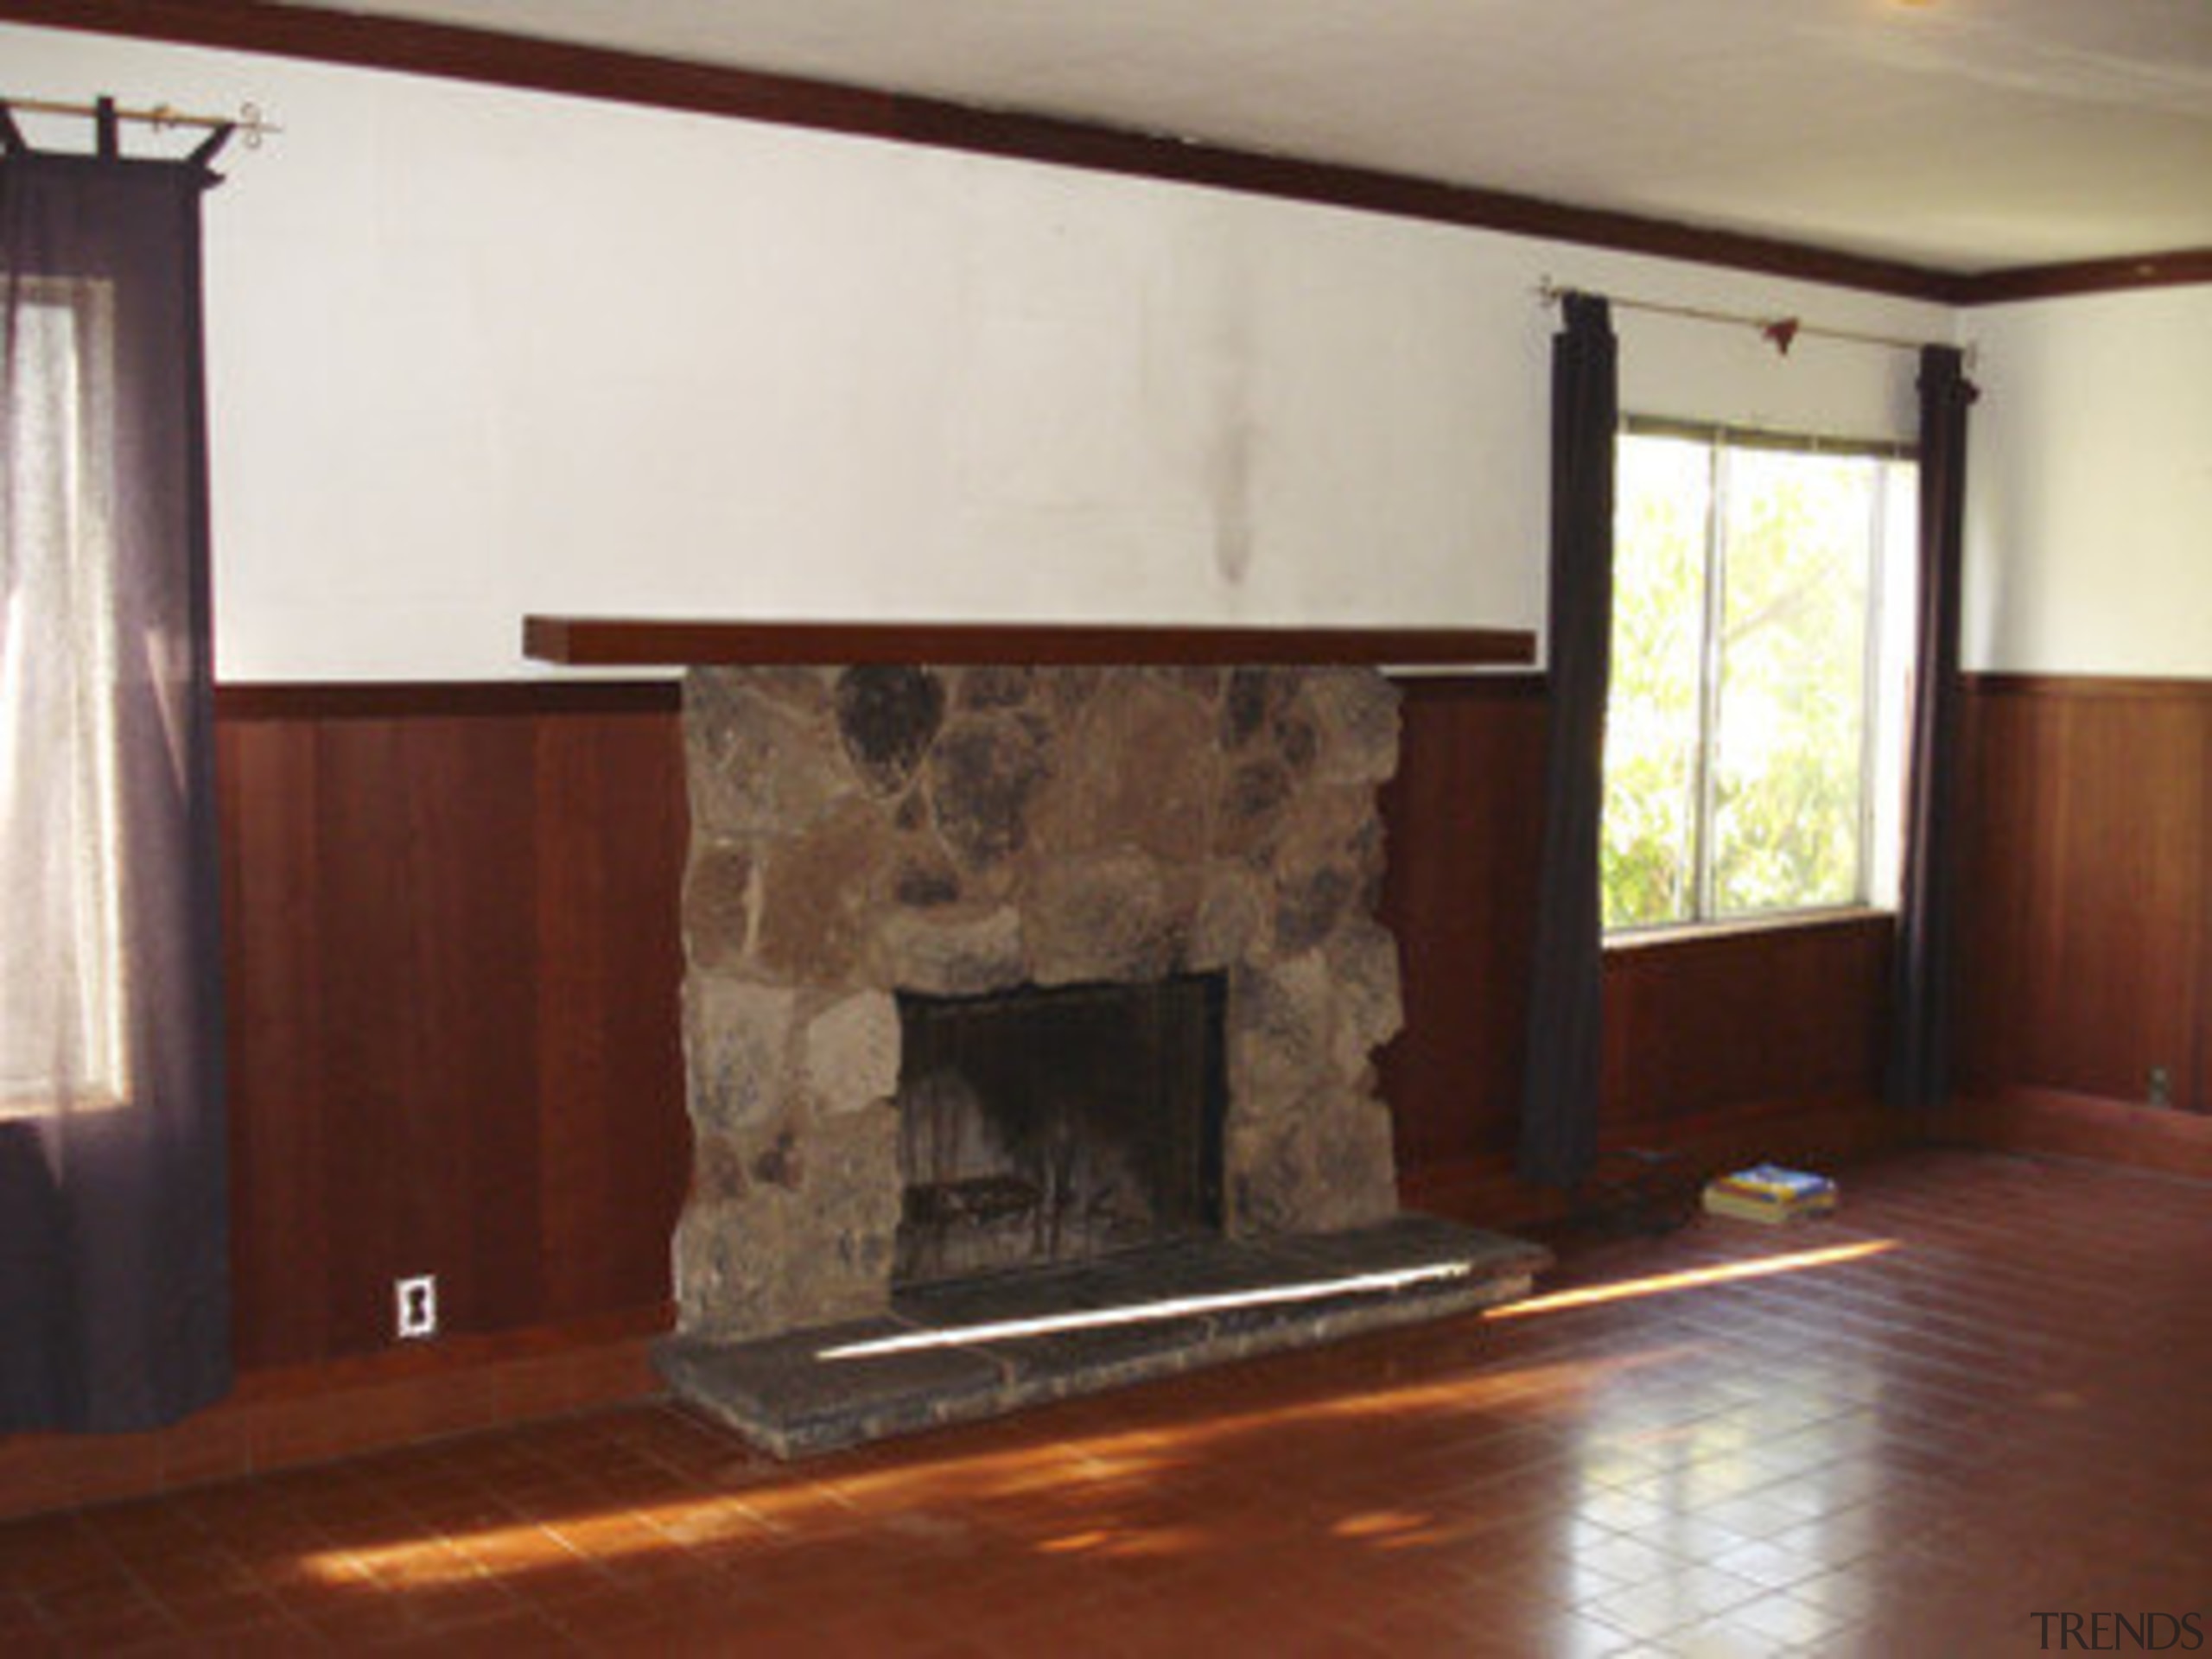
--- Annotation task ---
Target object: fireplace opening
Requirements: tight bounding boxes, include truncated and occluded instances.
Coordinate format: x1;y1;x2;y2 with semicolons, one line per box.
893;973;1227;1287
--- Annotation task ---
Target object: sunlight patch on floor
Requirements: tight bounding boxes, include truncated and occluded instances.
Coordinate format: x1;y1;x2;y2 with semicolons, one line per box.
1484;1240;1897;1320
296;1342;1701;1589
817;1261;1478;1361
292;1243;1883;1592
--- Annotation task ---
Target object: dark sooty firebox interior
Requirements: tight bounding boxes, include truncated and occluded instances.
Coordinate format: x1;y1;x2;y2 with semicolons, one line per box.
893;973;1226;1287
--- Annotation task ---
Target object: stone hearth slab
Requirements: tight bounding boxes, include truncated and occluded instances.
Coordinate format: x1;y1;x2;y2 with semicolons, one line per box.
656;1217;1548;1459
657;1319;1009;1458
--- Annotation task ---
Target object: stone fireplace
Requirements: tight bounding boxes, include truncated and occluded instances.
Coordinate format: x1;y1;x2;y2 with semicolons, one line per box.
674;662;1409;1345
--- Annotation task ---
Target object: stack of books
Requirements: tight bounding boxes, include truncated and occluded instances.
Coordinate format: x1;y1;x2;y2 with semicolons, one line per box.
1700;1163;1839;1224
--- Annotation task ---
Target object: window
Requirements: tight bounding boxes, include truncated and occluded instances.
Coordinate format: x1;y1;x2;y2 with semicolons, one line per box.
1601;422;1916;933
0;276;130;1116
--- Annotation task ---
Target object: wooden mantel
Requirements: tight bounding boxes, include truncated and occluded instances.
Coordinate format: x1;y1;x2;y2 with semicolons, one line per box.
523;616;1536;669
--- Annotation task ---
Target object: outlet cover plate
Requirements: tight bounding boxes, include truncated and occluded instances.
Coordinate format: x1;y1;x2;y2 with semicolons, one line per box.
395;1274;438;1340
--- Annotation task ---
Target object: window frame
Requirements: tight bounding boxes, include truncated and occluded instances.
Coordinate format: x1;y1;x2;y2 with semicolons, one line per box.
1603;416;1916;940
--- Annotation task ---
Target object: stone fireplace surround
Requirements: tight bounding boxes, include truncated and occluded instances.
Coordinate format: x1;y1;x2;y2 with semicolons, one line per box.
675;661;1411;1345
516;619;1543;1453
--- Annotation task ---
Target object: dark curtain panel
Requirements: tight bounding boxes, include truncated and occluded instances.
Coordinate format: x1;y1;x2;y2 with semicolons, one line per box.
1885;345;1974;1110
1;138;231;1430
1517;294;1618;1186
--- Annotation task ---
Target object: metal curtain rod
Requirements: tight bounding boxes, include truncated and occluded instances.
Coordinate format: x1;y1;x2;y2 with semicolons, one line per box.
1538;277;1939;358
3;94;281;149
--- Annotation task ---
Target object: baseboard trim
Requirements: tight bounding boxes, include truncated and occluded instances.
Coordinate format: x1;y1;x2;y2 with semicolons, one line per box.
1400;1095;1915;1232
0;1305;672;1523
1940;1090;2212;1182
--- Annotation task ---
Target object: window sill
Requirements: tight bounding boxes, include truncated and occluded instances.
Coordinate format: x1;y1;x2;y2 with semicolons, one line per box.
0;1089;130;1125
1603;906;1894;956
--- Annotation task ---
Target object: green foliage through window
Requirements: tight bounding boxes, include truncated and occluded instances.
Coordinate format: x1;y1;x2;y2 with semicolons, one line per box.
1601;425;1916;932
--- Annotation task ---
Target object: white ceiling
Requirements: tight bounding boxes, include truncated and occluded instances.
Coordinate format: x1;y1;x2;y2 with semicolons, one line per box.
279;0;2212;273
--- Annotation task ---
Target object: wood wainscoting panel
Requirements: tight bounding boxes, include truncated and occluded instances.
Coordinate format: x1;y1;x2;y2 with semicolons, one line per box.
531;706;699;1323
1379;674;1897;1223
216;683;690;1372
1600;913;1893;1133
1378;676;1548;1176
1957;676;2210;1116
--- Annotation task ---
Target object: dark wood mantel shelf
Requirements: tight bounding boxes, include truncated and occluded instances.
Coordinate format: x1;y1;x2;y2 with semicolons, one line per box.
523;616;1536;669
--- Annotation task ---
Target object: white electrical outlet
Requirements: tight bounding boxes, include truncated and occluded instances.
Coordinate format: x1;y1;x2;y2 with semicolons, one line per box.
395;1274;438;1340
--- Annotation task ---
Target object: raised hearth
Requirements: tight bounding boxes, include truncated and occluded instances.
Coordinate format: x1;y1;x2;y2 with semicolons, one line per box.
658;1215;1548;1458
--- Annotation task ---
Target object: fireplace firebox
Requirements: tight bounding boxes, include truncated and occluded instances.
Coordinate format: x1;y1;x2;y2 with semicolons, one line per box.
894;973;1226;1286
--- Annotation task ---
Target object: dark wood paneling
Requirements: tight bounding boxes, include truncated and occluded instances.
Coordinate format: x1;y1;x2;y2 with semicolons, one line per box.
1957;676;2211;1115
531;710;695;1322
1380;681;1885;1203
1378;676;1548;1174
1380;676;1893;1214
1600;916;1891;1131
217;686;690;1370
0;0;1961;302
524;616;1535;669
219;715;329;1368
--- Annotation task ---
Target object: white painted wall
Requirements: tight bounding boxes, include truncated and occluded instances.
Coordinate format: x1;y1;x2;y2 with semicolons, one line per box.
7;23;1945;682
1962;287;2212;678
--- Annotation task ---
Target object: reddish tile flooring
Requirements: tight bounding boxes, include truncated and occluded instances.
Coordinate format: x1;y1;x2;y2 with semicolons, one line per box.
3;1148;2206;1656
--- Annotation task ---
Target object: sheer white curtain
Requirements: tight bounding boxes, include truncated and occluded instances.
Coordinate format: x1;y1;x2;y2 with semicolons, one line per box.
2;284;130;1121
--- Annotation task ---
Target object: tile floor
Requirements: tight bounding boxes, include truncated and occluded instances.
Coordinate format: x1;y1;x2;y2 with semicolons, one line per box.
2;1148;2205;1656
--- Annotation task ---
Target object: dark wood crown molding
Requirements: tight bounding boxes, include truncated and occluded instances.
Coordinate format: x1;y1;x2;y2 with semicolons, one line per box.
1961;671;2212;702
2;0;1968;303
214;678;681;719
523;616;1536;669
14;3;2201;305
1956;248;2212;307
